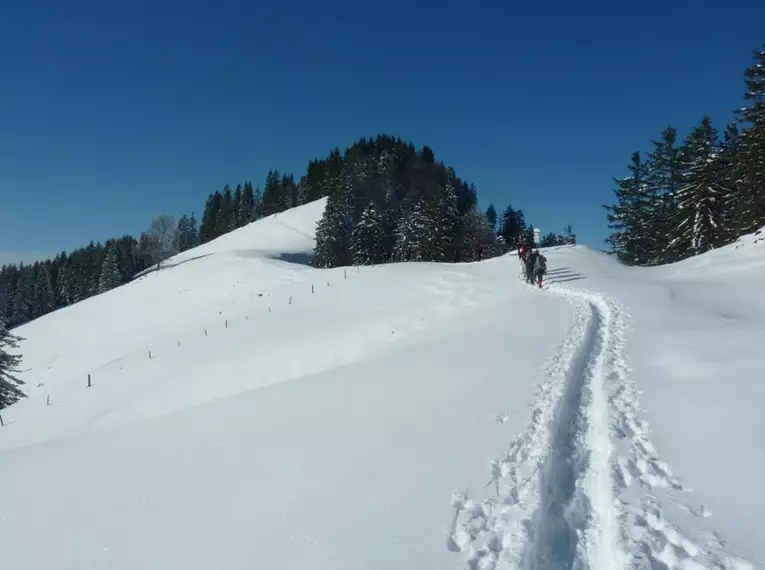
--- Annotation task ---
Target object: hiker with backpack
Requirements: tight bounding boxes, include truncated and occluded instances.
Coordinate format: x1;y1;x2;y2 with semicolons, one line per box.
525;250;537;284
534;251;547;288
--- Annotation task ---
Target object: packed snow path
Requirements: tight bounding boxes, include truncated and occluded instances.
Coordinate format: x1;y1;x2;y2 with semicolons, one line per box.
449;273;757;569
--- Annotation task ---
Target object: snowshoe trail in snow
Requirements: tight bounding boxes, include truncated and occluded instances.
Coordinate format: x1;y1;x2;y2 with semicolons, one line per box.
448;278;756;569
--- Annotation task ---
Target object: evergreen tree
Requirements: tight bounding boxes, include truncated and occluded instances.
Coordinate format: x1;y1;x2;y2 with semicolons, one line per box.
0;318;24;409
173;215;190;252
296;178;309;206
393;203;422;262
216;185;234;235
425;170;460;262
98;246;122;294
233;184;243;229
188;213;200;249
645;127;683;263
459;207;499;261
420;145;435;163
350;204;386;265
314;170;352;268
500;205;526;249
485;204;498;232
200;191;221;243
563;224;577;245
303;160;326;203
523;226;536;248
261;170;284;217
240;183;255;225
13;266;33;325
32;264;55;318
604;152;653;265
540;233;561;247
57;261;73;307
670;116;728;256
282;174;298;211
731;43;765;233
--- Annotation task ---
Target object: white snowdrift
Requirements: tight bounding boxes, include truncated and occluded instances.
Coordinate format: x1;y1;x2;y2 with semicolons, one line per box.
0;199;573;569
1;201;763;569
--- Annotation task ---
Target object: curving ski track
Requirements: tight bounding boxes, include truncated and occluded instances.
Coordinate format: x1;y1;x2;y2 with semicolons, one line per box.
448;279;756;570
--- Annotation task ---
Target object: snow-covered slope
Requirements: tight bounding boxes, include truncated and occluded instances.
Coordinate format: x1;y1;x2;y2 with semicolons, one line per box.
450;234;764;570
1;205;763;569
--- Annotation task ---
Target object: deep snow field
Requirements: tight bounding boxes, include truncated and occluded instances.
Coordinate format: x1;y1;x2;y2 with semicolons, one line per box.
1;199;762;570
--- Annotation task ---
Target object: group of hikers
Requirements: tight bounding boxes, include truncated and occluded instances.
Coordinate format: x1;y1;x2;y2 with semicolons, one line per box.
518;241;547;288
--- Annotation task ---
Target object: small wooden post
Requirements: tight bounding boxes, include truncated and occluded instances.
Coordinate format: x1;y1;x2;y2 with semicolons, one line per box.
0;414;4;427
344;268;347;280
205;329;208;337
177;340;181;347
225;319;228;328
88;373;92;388
268;306;271;313
46;394;51;407
289;296;292;305
357;265;360;274
148;349;153;360
311;284;315;294
326;281;330;287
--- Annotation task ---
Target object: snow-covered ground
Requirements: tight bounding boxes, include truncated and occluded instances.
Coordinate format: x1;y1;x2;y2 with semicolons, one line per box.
1;200;762;569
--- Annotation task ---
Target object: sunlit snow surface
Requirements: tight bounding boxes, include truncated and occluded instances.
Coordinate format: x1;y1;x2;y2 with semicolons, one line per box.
1;201;762;569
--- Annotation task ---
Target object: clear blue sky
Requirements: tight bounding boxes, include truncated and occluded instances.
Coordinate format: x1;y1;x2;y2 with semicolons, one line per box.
2;0;764;263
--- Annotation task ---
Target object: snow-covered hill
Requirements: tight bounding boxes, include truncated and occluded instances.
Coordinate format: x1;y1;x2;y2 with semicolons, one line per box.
1;202;762;570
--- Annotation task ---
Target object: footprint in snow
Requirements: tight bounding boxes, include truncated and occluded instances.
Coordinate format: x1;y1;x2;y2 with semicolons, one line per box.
494;413;510;424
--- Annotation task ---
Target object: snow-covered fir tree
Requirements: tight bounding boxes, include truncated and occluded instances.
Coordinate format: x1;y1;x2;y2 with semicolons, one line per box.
351;204;386;265
0;318;24;409
459;206;499;261
57;261;73;307
173;215;190;252
499;205;526;249
233;184;243;229
282;174;298;211
485;204;497;232
731;43;765;233
12;267;33;326
670;116;729;256
187;213;200;249
645;126;683;263
261;171;284;218
604;42;765;263
604;152;655;265
314;170;352;268
392;208;416;262
240;182;255;225
429;169;460;262
216;186;234;234
32;264;55;318
98;246;123;294
393;199;430;262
